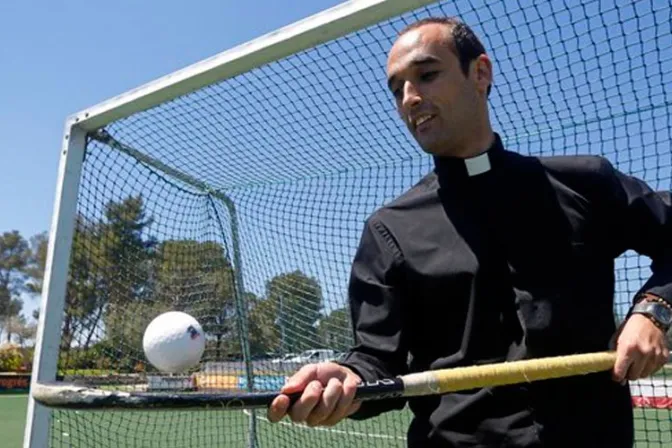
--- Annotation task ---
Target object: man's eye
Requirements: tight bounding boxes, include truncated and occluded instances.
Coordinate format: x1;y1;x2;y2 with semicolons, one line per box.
420;71;439;82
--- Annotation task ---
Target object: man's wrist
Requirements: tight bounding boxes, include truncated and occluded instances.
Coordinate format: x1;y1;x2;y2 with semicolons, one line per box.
630;293;672;332
637;292;668;303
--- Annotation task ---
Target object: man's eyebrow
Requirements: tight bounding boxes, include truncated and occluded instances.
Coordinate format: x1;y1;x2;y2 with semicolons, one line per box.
387;55;442;90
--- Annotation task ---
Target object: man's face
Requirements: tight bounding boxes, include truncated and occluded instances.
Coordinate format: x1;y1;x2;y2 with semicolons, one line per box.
386;24;488;156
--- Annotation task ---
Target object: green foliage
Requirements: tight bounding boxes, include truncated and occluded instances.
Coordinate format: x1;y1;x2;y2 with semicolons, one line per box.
317;307;352;351
101;196;157;306
248;294;280;355
4;192;337;370
24;232;48;295
262;270;323;353
50;193;333;370
0;345;24;372
0;230;43;344
60;345;103;372
62;216;108;352
0;231;30;323
154;239;237;360
60;196;158;370
0;231;30;276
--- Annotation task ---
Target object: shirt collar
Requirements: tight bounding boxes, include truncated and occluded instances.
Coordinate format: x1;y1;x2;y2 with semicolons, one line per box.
464;151;491;176
433;133;504;180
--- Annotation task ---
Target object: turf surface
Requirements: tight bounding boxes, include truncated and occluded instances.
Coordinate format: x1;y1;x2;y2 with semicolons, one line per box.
2;394;670;447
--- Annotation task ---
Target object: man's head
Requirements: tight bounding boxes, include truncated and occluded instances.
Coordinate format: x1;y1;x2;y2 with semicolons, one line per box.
386;17;493;157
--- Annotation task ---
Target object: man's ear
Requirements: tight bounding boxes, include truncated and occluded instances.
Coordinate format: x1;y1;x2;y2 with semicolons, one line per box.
472;54;492;96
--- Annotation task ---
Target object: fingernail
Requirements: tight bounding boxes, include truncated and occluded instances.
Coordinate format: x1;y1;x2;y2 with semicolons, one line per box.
269;406;283;422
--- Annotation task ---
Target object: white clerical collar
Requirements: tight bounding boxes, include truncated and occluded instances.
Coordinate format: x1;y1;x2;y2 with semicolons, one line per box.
464;151;491;176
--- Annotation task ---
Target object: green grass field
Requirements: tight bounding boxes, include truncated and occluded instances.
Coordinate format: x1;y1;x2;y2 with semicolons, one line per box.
2;394;670;447
0;394;28;448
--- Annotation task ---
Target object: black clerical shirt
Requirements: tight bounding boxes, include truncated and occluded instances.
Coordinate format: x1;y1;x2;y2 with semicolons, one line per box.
338;133;672;447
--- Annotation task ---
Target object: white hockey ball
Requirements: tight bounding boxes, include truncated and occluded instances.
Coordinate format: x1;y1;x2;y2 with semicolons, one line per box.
142;311;206;373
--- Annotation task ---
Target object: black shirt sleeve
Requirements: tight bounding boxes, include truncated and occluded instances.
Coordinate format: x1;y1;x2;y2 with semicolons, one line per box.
337;216;410;419
600;158;672;306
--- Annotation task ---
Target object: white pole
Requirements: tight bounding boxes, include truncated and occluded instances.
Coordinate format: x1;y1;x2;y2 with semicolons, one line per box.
23;121;87;448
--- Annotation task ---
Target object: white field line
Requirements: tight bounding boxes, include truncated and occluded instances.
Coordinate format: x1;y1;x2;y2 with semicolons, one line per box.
243;409;406;441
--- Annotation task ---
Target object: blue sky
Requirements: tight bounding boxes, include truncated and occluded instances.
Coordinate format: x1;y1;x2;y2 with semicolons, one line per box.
0;0;344;239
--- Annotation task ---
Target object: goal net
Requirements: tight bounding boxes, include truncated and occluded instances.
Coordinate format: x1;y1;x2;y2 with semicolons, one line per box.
26;0;671;447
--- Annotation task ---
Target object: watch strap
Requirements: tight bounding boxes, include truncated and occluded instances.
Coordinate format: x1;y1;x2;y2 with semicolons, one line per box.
631;294;672;331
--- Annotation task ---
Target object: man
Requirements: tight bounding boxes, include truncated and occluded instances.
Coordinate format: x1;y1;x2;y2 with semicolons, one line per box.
267;17;672;447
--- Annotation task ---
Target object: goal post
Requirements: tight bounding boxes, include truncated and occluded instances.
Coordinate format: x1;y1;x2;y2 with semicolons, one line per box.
24;123;87;448
25;0;672;447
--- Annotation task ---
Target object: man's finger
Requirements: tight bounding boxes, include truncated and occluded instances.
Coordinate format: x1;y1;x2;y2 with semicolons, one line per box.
321;374;360;426
625;357;647;381
639;347;669;378
281;364;319;394
638;358;659;379
288;380;323;423
268;364;320;423
612;348;634;383
306;377;343;427
267;394;291;423
659;347;671;371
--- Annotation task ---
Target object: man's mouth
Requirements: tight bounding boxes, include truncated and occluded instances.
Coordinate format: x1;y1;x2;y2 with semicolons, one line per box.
413;114;436;131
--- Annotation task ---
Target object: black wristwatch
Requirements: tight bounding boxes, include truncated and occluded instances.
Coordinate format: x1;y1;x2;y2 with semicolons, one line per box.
630;299;672;332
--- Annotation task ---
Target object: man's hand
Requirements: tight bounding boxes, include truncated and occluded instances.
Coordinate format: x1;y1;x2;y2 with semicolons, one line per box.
267;362;362;427
612;314;670;383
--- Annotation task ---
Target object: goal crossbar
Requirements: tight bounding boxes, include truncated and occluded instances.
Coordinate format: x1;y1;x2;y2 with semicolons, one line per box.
70;0;435;132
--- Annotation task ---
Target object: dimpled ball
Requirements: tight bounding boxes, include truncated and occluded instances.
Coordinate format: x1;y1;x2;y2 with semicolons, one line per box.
142;311;205;373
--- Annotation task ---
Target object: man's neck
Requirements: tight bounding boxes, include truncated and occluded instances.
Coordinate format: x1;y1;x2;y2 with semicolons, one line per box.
445;130;496;159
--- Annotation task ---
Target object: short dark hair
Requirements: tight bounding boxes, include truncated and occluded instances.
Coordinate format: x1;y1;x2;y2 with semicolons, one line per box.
398;17;491;95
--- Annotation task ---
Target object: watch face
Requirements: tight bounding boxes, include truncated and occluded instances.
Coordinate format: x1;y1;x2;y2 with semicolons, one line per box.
653;305;672;325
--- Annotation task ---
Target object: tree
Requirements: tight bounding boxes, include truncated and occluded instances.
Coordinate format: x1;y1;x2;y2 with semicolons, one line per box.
0;231;30;342
97;196;157;371
317;307;352;351
154;239;237;361
61;216;106;352
0;295;22;343
57;196;157;371
8;314;36;347
24;232;48;296
247;293;280;355
265;270;323;353
100;195;157;306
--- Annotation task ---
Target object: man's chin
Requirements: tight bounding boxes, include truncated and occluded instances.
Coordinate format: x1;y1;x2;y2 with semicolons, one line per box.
415;138;446;156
